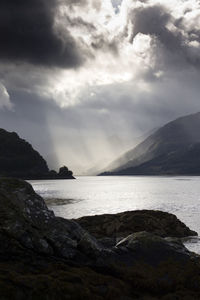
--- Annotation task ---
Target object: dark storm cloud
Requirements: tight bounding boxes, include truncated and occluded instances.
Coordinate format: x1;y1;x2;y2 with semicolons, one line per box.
129;6;178;49
0;0;86;68
128;4;200;69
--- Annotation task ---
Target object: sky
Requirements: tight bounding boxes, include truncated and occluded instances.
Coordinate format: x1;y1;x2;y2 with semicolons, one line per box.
0;0;200;174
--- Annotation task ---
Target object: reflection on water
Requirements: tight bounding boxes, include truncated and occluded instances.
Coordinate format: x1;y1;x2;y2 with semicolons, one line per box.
30;176;200;254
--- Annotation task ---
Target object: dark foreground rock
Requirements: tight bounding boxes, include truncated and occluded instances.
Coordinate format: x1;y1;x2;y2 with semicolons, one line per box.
0;178;200;299
76;210;197;240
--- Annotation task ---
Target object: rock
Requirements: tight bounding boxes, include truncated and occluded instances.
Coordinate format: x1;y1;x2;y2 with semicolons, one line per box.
77;231;104;257
0;177;55;225
0;178;72;257
115;231;192;265
0;178;54;255
98;237;117;248
1;178;200;299
0;177;105;261
75;210;197;239
46;217;104;260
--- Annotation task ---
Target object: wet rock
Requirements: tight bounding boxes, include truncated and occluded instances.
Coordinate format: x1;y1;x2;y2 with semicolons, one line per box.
77;231;104;257
98;237;117;248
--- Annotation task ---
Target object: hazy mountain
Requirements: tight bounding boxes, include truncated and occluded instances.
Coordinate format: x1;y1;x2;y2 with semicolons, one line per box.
0;129;74;179
100;112;200;175
83;129;157;176
98;127;158;174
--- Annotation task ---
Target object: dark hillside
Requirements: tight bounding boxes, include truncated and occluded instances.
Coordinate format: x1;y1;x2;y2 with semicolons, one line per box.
0;129;74;179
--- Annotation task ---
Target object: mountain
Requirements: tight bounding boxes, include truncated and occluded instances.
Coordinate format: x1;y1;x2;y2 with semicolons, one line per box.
84;129;158;176
100;112;200;175
102;127;158;173
0;129;75;179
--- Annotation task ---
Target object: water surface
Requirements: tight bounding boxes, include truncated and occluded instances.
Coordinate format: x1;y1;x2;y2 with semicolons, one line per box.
30;176;200;253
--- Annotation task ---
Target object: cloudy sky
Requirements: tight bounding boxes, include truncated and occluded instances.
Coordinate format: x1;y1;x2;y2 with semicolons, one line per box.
1;0;200;174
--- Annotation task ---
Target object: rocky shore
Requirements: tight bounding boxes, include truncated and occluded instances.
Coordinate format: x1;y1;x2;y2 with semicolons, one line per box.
0;178;200;299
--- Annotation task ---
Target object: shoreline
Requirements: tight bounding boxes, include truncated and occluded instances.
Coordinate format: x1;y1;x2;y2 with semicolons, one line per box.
1;177;200;299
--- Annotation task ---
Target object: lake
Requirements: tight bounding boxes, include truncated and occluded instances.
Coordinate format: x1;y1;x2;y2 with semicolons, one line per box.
30;176;200;253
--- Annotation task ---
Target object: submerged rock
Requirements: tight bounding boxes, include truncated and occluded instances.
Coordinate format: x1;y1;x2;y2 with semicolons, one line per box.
0;178;200;299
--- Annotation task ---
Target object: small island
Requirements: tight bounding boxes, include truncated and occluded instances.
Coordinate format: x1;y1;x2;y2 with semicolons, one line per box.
0;177;200;299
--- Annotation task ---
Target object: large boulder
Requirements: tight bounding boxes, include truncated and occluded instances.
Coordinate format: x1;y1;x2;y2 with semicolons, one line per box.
115;231;192;265
0;177;54;256
0;178;102;259
75;210;197;240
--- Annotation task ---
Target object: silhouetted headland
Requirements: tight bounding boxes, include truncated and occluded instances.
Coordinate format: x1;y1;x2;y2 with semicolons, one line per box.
0;128;75;179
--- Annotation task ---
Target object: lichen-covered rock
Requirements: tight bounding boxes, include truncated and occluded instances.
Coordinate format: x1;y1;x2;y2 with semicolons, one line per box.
0;178;54;255
75;210;197;239
0;178;105;261
0;177;55;225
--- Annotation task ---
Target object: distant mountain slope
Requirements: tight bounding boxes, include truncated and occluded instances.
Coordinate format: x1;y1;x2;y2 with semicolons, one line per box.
100;112;200;175
0;129;74;179
95;128;158;175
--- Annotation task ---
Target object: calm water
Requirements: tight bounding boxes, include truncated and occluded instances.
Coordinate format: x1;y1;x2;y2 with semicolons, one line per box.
30;176;200;253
